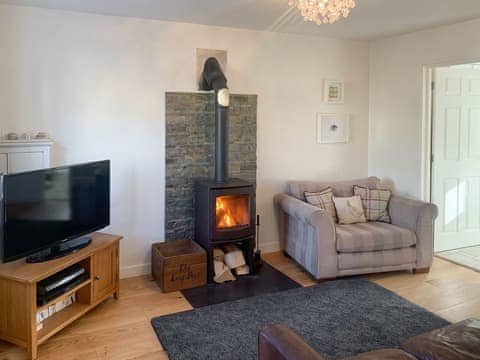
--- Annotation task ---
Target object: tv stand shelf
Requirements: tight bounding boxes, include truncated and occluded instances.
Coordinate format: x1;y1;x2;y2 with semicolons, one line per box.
36;278;91;312
0;232;121;359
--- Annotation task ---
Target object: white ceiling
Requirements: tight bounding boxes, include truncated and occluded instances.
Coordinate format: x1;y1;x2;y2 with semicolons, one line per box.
2;0;480;40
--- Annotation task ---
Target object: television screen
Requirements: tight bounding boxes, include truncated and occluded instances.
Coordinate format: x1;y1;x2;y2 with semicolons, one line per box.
1;160;110;262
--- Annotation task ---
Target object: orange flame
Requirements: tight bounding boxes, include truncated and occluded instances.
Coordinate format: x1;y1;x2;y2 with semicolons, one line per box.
216;197;239;228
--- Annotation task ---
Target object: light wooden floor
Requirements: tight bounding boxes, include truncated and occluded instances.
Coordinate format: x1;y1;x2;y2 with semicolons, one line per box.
1;254;479;359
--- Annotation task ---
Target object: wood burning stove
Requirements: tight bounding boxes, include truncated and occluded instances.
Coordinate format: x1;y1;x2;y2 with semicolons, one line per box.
194;58;255;282
195;179;255;282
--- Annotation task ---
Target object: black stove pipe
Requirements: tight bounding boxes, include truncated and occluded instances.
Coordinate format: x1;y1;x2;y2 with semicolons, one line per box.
215;100;228;183
200;57;230;183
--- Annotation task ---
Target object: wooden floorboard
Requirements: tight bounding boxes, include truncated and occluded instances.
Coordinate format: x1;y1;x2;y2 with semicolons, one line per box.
1;254;478;359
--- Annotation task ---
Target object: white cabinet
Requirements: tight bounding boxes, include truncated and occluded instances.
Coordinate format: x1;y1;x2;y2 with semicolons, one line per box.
0;154;7;173
0;140;52;174
7;151;45;173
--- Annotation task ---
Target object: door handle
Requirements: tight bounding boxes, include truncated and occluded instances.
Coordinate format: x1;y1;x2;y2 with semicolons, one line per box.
95;275;101;281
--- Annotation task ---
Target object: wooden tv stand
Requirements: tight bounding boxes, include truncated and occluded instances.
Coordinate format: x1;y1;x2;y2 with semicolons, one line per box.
0;232;121;359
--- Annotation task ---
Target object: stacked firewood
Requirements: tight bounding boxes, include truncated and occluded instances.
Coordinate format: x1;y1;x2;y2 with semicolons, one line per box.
213;245;250;283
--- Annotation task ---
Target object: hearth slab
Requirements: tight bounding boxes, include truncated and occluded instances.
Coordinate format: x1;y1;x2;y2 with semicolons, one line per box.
180;262;300;308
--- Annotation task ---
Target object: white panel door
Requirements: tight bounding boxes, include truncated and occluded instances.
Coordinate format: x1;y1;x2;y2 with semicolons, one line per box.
7;151;45;173
0;154;7;174
433;67;480;251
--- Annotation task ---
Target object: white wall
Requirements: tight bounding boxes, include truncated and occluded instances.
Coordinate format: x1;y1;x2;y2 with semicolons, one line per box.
0;4;370;276
369;18;480;199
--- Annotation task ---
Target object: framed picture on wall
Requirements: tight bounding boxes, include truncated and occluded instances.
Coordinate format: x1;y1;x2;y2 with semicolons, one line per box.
324;80;344;104
317;113;350;144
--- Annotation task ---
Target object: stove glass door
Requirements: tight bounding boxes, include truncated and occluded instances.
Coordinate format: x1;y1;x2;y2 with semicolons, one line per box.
215;194;249;230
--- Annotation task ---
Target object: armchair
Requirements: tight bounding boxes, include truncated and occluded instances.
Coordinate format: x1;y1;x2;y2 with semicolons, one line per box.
274;177;437;280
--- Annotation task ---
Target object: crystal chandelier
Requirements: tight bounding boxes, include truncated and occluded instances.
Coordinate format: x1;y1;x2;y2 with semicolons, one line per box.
288;0;356;25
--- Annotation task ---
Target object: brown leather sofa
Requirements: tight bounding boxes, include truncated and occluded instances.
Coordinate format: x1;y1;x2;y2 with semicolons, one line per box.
258;319;480;360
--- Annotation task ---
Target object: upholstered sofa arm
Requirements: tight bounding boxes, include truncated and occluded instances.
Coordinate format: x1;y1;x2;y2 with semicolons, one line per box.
259;324;325;360
274;193;335;228
274;194;337;279
388;195;438;231
388;195;438;269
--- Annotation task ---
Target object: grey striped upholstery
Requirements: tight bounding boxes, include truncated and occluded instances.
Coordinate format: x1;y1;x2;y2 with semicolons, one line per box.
336;222;416;253
284;215;319;277
276;193;337;278
338;264;415;276
338;247;416;270
388;195;438;269
274;177;438;280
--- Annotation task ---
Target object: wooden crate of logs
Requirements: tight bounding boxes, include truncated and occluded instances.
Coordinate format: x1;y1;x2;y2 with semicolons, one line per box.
152;240;207;292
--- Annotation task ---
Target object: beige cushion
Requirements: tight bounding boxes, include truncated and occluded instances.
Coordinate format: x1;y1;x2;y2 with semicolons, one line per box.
304;188;337;222
333;196;366;224
354;185;392;223
286;177;381;200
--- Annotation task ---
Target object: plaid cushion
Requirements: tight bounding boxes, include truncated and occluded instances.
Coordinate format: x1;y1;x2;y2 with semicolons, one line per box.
354;185;391;223
304;188;337;222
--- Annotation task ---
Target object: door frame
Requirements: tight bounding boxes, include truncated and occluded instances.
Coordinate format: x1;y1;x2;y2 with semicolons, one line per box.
421;56;480;203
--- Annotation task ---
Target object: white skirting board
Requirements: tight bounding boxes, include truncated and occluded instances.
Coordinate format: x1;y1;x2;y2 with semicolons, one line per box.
120;263;150;279
260;240;280;254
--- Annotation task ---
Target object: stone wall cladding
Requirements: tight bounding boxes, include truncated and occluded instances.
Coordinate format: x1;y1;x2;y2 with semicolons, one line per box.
165;92;257;241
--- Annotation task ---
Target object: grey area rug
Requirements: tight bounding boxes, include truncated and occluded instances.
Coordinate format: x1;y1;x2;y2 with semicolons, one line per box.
151;278;449;360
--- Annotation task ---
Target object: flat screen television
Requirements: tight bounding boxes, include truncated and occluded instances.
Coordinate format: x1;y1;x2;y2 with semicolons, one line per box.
0;160;110;263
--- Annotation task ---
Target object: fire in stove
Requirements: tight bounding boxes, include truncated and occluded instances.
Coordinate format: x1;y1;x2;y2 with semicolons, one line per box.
215;195;249;229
